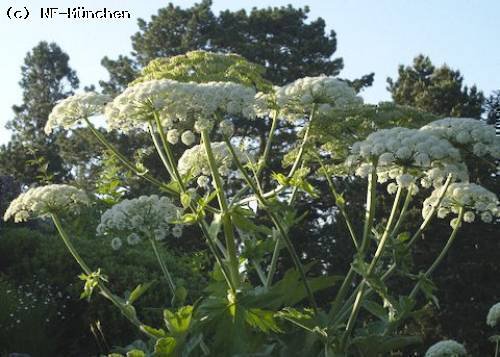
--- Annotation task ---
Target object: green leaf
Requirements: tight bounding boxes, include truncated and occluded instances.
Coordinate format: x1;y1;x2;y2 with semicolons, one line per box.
272;172;289;186
363;300;388;322
126;350;145;357
127;282;153;305
141;324;167;338
164;305;193;337
244;308;282;333
154;337;177;357
180;192;192;209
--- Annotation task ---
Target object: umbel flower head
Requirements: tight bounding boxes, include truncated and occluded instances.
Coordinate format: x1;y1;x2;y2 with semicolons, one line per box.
347;127;465;187
104;79;256;134
177;141;248;178
45;92;109;134
256;76;362;121
421;117;500;158
424;340;467;357
97;195;183;248
487;302;500;327
422;182;499;224
4;184;90;222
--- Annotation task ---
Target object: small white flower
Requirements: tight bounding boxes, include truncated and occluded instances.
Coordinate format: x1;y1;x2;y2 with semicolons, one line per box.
4;185;90;222
197;175;210;189
45;92;109;134
181;130;196;146
487;302;500;327
111;237;122;251
172;225;183;238
166;129;179;145
387;183;398;194
219;119;235;137
463;211;475;223
127;233;141;245
425;340;466;357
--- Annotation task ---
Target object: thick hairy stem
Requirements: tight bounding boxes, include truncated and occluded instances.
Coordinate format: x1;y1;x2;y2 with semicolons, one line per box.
409;208;464;299
265;230;281;288
224;138;318;313
340;184;403;347
201;130;240;289
150;238;176;298
256;109;279;178
360;163;378;252
330;163;378;325
51;214;156;339
333;176;453;327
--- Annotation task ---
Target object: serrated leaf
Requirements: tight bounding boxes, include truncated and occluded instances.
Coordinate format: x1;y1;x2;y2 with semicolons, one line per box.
126;350;145;357
164;306;193;336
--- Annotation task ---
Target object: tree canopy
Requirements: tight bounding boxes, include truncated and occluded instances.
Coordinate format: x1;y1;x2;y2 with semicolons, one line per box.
387;54;484;118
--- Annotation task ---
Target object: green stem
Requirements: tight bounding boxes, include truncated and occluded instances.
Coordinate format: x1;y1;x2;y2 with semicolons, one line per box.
201;130;240;289
150;238;176;298
253;261;267;286
224;137;318;313
360;163;378;252
83;117;176;196
152;114;186;191
265;230;281;288
234;104;317;207
330;163;378;325
256;109;279;178
405;175;453;251
51;214;156;339
495;340;499;357
318;158;359;250
149;122;176;180
340;184;403;347
409;208;464;299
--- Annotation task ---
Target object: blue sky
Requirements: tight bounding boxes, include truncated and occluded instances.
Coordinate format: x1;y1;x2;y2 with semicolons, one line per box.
1;0;499;144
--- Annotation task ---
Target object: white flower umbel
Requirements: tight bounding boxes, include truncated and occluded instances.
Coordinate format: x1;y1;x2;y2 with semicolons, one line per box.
177;141;248;178
487;302;500;327
422;183;499;222
97;195;183;245
348;127;464;187
45;92;109;134
181;130;196;146
421;117;500;158
4;184;90;222
424;340;467;357
104;79;256;134
271;76;362;121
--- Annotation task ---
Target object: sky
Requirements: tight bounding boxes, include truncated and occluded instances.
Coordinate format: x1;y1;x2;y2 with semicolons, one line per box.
1;0;499;144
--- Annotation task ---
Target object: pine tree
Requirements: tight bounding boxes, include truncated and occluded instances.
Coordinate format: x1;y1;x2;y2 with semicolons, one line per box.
0;41;79;184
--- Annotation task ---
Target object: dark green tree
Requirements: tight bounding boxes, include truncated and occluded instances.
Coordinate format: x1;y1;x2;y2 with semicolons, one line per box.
387;54;484;117
100;1;373;93
0;42;79;184
484;90;500;125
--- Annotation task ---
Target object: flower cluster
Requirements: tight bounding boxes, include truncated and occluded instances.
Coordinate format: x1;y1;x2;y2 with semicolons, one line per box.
424;340;467;357
347;127;465;188
487;302;500;327
96;195;183;249
422;183;499;225
104;79;256;134
256;76;362;121
3;184;90;222
421;117;500;158
177;142;248;178
45;92;109;134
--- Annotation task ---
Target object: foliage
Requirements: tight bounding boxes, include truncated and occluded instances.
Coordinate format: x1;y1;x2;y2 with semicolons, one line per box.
3;52;498;357
387;54;484;118
100;1;373;94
